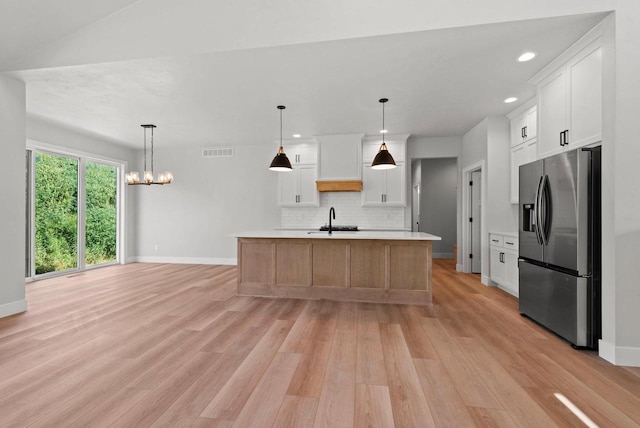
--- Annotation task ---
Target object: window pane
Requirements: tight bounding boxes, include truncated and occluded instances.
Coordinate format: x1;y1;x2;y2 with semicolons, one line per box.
85;162;117;266
35;152;78;275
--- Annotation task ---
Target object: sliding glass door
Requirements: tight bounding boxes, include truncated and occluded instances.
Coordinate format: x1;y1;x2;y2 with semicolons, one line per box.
26;149;122;278
34;152;79;275
85;161;118;267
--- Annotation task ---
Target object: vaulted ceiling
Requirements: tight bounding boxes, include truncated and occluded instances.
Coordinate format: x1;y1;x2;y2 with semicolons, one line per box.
1;2;607;148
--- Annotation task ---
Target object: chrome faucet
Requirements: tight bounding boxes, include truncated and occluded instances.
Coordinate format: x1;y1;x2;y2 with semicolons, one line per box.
328;207;336;235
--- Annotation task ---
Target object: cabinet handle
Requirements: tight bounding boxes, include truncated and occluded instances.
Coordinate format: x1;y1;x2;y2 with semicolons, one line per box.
505;241;514;245
500;252;504;263
521;127;525;138
560;131;564;146
492;239;499;243
524;126;527;138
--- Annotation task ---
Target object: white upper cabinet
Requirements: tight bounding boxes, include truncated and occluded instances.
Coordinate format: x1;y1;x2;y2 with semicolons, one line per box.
284;140;318;165
531;26;603;159
509;104;537;148
508;99;537;204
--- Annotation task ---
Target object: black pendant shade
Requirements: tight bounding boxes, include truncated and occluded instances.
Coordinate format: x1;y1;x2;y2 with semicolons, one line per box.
371;98;397;170
269;105;293;172
270;145;293;171
371;142;396;170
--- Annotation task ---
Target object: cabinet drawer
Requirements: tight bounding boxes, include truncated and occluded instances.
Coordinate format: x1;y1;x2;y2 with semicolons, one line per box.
503;237;518;251
489;234;503;247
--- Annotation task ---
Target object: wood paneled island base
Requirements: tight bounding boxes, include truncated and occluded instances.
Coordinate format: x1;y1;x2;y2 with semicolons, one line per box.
237;237;434;305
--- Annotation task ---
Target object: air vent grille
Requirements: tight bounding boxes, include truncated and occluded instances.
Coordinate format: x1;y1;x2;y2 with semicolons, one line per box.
203;147;234;158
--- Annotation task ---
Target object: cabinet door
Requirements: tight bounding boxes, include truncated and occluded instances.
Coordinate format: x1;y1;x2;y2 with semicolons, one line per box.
383;162;406;205
292;144;318;164
490;246;506;285
525;107;537;142
503;250;519;296
297;165;319;206
510;112;526;147
537;71;567;159
362;164;386;205
279;169;299;206
568;45;602;149
510;144;528;204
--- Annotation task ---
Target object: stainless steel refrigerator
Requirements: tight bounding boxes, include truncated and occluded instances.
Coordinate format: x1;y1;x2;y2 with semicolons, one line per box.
518;146;601;348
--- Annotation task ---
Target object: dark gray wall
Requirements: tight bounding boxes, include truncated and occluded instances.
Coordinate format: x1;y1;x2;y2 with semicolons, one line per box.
419;158;457;257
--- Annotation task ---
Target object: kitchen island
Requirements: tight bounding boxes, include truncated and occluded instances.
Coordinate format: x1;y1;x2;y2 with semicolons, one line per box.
235;230;441;305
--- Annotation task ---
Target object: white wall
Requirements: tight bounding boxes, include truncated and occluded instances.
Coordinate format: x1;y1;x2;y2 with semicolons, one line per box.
26;115;138;262
420;158;457;257
133;145;280;263
600;4;640;366
0;75;26;317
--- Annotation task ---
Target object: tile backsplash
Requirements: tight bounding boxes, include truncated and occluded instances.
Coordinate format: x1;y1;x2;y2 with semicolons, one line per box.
281;192;405;229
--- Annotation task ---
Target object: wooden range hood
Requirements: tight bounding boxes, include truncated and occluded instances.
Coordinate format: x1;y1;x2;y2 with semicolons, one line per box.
316;180;362;192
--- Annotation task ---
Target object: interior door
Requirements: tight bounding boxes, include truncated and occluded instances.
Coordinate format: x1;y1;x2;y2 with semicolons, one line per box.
470;171;481;273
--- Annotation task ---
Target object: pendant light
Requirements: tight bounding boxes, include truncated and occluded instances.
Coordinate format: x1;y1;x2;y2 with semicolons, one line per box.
371;98;397;170
125;124;173;185
269;105;293;171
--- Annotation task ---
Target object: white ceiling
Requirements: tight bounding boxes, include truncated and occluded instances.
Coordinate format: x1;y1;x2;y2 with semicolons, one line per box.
5;10;605;148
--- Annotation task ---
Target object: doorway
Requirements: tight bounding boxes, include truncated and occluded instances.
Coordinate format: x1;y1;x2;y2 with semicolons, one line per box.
462;161;485;275
470;170;482;273
412;158;458;258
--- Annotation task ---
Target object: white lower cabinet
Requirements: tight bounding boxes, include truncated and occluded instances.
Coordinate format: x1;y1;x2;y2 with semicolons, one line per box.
489;233;519;297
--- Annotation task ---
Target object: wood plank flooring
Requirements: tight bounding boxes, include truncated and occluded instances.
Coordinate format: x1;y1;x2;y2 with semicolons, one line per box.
1;260;639;427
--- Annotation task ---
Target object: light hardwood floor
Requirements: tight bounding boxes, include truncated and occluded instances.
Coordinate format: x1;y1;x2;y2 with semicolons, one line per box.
1;260;639;427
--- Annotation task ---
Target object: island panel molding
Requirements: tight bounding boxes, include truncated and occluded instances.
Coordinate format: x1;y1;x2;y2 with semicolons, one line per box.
236;231;441;305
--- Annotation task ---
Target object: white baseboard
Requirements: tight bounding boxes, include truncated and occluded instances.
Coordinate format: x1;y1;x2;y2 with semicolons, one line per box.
456;263;463;272
128;256;237;266
599;339;640;367
433;253;454;259
0;299;27;319
481;275;491;286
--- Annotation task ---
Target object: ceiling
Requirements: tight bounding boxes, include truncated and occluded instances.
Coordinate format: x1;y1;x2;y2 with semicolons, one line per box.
4;8;606;149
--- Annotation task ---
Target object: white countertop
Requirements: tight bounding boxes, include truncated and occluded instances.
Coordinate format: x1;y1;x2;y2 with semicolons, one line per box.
235;230;441;241
490;231;518;238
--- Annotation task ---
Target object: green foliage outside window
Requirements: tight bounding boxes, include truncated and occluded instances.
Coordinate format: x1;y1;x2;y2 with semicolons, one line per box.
35;153;117;274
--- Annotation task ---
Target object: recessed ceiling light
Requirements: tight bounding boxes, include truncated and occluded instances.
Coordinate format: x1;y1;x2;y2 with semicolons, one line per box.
518;52;536;62
292;134;301;138
380;129;388;134
504;97;518;104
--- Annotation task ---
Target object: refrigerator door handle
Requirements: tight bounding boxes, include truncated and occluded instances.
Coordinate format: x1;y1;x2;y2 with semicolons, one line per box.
534;176;544;245
540;175;551;245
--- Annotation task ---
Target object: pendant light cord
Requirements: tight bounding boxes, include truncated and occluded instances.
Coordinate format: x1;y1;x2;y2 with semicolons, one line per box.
151;126;154;174
143;126;147;172
382;101;385;144
280;108;283;147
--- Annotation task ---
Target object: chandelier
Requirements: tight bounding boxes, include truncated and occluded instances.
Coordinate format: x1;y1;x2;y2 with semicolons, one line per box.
125;124;173;185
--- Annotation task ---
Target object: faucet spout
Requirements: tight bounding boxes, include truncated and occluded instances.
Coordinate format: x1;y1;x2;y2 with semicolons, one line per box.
329;207;336;235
